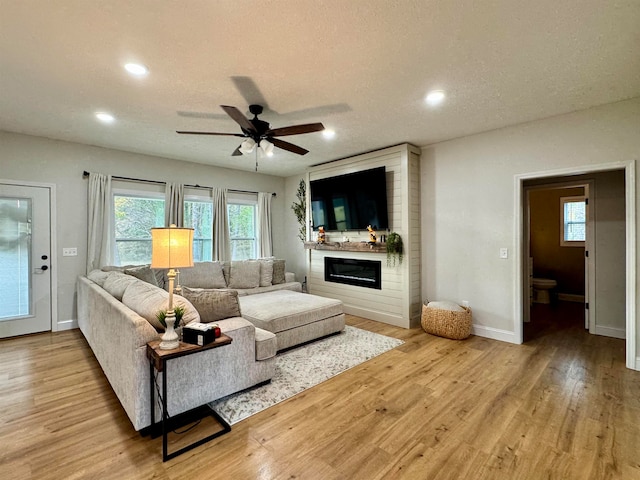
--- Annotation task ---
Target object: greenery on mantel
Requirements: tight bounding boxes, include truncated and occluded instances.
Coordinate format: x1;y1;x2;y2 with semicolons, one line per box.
386;232;403;267
291;179;306;243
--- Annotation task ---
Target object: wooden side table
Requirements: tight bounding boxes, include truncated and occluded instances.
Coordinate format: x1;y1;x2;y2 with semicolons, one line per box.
146;334;232;461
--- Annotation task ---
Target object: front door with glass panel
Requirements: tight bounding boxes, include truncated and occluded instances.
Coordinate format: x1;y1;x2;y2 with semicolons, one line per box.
0;183;52;338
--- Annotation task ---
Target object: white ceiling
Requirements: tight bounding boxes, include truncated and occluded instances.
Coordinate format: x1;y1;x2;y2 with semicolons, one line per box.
1;1;639;177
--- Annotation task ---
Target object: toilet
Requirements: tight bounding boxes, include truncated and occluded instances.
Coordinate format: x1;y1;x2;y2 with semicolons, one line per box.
532;278;557;304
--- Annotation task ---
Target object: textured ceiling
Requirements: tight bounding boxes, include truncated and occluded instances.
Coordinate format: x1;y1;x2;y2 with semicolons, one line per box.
1;0;639;176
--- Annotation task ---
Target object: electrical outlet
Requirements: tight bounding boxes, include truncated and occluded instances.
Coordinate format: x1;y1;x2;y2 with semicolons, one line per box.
499;248;508;259
63;247;78;257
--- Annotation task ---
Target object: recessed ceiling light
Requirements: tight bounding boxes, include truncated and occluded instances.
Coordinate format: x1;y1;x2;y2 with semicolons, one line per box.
323;129;336;139
95;112;115;123
425;90;446;106
124;63;149;76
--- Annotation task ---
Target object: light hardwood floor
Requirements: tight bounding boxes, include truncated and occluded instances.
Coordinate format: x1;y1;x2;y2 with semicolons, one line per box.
1;304;639;480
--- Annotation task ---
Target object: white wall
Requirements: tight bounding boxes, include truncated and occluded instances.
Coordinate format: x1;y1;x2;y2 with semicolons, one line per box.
421;97;639;356
283;174;310;286
0;131;286;329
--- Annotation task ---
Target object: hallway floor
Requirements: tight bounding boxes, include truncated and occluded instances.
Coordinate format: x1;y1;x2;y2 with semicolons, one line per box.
525;300;588;343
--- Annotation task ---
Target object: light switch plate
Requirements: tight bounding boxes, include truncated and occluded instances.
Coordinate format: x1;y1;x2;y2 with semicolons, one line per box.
499;248;508;259
63;247;78;256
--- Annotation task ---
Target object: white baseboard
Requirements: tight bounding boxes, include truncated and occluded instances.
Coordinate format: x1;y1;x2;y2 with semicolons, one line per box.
635;357;640;371
471;324;518;344
557;293;585;303
594;325;626;339
343;305;411;329
56;319;78;331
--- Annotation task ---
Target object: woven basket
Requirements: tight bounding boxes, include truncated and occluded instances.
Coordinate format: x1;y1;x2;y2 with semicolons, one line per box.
421;303;472;340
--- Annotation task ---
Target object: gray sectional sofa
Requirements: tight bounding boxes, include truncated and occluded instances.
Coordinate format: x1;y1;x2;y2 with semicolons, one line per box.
77;259;344;432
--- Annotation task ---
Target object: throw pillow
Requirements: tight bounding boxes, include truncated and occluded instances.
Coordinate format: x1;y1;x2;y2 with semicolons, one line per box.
87;269;110;287
177;261;226;289
228;260;261;289
102;272;139;301
258;259;273;287
122;280;199;330
272;259;286;285
221;261;231;286
181;287;241;322
124;265;159;287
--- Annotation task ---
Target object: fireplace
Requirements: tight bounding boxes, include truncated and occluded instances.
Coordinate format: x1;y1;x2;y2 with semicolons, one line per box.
324;257;382;290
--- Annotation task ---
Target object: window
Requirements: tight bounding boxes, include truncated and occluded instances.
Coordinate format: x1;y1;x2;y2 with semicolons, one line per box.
113;189;257;264
113;194;164;265
561;196;586;246
228;201;257;260
184;199;213;262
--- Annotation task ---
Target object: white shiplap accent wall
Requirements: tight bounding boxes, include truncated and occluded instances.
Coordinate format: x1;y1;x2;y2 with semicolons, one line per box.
307;144;422;328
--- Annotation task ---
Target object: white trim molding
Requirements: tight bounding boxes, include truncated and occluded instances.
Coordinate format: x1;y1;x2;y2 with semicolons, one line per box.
57;319;78;331
594;325;626;340
472;324;518;344
514;160;637;370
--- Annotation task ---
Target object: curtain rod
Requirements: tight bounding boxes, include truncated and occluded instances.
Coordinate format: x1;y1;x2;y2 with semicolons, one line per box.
82;171;275;197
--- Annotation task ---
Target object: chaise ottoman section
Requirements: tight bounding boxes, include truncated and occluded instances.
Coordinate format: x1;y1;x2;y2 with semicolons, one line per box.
238;290;345;351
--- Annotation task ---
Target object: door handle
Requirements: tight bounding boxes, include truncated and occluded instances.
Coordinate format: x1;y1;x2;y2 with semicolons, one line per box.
40;265;48;271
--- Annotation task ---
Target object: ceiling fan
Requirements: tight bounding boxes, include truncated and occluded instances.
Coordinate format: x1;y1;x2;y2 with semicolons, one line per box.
177;104;325;157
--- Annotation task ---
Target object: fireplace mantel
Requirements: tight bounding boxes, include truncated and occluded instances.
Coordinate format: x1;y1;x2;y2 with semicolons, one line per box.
303;241;386;254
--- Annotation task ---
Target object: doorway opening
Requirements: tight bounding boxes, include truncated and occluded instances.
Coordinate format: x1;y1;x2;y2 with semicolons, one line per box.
523;181;592;342
515;161;636;370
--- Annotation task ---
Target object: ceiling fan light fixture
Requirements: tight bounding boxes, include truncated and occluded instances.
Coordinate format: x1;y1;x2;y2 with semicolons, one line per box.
124;63;149;77
425;89;446;106
239;138;256;154
260;139;275;156
95;112;115;124
322;129;336;139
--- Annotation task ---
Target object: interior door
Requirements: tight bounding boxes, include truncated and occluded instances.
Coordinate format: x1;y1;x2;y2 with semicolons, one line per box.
0;183;52;338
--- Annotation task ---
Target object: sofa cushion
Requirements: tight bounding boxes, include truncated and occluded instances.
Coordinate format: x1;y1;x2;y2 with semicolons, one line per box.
122;280;200;330
254;328;277;360
181;287;241;323
87;269;110;287
178;261;226;289
124;265;159;287
228;260;261;289
221;261;231;285
272;259;286;284
238;290;343;333
102;272;139;301
258;259;273;287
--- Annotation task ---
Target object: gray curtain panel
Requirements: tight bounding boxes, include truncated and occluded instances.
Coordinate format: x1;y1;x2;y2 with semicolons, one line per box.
258;192;273;257
212;187;230;261
165;181;184;227
86;172;113;273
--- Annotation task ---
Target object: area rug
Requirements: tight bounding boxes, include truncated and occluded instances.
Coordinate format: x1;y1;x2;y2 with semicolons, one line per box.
209;326;403;425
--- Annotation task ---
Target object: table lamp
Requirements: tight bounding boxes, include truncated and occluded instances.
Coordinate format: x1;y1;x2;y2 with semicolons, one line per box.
151;225;194;349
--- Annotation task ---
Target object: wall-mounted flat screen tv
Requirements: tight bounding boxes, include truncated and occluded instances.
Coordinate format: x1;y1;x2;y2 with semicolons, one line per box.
310;166;389;231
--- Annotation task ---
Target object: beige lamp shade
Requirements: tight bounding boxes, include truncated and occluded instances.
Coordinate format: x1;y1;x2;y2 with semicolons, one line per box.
150;226;194;269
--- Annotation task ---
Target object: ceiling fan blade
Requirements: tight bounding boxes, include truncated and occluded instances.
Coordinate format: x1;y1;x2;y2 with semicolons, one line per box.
232;146;243;156
220;105;256;133
176;131;244;137
267;123;325;137
270;137;309;155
